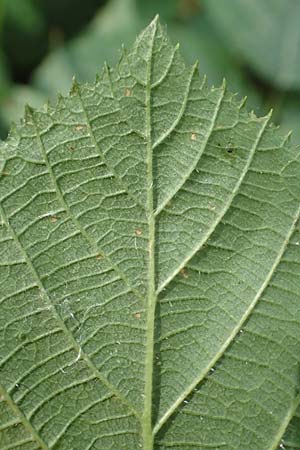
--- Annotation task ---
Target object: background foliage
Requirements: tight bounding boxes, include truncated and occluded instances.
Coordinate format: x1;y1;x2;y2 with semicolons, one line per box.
0;0;300;143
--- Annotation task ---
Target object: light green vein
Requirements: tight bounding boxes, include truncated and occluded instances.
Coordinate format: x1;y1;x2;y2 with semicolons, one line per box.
0;383;50;450
268;393;300;450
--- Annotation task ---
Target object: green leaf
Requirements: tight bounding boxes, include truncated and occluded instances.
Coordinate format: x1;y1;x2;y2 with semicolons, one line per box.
1;17;300;450
202;0;300;90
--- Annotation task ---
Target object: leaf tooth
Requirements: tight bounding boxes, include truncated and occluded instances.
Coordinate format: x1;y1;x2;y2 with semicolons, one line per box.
44;99;52;114
8;121;18;137
102;62;115;97
95;71;101;85
5;123;18;145
200;73;207;89
283;130;293;145
239;95;248;109
55;92;67;111
70;76;80;96
221;77;227;90
24;103;34;122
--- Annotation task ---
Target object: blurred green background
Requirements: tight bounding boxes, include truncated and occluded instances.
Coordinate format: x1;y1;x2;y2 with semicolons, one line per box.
1;0;300;144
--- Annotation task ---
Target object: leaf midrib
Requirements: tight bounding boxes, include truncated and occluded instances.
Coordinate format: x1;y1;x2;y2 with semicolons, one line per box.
142;17;157;450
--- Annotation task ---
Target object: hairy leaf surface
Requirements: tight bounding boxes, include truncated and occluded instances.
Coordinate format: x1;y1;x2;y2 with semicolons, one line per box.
1;17;300;450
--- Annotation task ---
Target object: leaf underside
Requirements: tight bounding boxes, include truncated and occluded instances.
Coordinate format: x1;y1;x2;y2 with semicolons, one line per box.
1;17;300;450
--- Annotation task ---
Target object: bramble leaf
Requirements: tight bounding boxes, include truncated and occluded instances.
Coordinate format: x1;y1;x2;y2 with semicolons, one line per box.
1;17;300;450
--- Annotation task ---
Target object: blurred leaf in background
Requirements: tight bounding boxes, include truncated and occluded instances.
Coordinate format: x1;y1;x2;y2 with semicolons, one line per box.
32;0;142;96
2;0;47;81
201;0;300;143
202;0;300;90
0;0;108;136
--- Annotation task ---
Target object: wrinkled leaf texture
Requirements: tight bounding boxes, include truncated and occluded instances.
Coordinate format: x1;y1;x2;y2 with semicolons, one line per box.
0;17;300;450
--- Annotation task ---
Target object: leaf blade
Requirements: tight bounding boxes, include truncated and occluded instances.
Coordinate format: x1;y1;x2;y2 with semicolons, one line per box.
1;17;300;450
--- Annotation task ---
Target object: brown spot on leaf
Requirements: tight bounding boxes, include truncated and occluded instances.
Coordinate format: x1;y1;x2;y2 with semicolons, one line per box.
96;252;103;260
191;133;197;141
135;228;142;236
75;125;85;132
134;312;141;320
50;216;58;223
180;268;188;278
125;88;131;97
